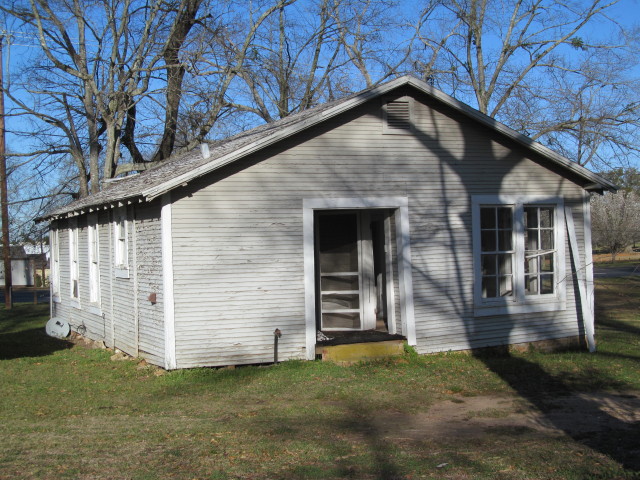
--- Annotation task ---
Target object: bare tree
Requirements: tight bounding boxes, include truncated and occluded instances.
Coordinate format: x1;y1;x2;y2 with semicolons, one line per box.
2;0;206;195
233;0;345;122
415;0;640;169
154;0;298;151
185;0;414;127
591;190;640;262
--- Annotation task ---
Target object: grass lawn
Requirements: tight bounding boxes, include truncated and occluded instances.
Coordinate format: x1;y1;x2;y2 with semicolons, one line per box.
1;276;639;480
593;251;640;265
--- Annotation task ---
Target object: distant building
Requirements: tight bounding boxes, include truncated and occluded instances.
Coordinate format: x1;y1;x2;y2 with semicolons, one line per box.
0;245;49;287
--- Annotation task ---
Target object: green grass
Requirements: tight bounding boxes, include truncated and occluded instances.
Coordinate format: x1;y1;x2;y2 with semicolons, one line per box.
0;276;639;479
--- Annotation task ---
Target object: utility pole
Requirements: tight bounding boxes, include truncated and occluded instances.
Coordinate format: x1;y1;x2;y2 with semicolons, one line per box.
0;35;12;309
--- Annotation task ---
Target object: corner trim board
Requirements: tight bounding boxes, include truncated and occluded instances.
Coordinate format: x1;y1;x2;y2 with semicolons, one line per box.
582;192;595;328
161;193;177;369
565;205;596;352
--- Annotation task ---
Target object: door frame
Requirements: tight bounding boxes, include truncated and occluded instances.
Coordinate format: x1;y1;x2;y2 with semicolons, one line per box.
303;197;416;360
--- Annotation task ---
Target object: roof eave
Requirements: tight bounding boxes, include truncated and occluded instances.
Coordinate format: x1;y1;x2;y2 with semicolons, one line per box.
36;196;145;223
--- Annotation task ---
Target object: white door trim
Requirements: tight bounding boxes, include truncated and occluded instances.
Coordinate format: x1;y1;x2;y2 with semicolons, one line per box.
303;197;416;360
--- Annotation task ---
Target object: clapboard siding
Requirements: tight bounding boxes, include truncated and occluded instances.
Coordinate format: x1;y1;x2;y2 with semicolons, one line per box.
111;205;136;356
134;202;165;366
51;212;111;344
51;204;166;367
169;91;591;368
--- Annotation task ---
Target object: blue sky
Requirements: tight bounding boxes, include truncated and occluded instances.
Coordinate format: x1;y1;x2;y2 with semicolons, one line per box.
2;0;640;170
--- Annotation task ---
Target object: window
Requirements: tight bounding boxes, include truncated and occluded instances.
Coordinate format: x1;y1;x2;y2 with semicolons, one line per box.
472;196;565;316
479;206;514;298
50;228;60;302
524;206;555;296
113;207;129;278
68;218;80;304
87;214;101;308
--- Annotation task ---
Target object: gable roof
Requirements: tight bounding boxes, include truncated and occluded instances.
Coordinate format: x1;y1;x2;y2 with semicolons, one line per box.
42;75;616;220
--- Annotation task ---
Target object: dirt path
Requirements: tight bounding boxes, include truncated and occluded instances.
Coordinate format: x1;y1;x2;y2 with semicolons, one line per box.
374;391;640;440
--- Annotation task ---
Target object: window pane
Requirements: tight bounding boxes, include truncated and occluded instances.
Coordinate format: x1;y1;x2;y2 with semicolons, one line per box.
525;276;538;295
541;230;553;250
497;208;512;229
481;231;496;252
500;275;513;296
541;254;554;272
526;229;538;250
482;254;496;275
498;254;512;275
482;276;497;298
540;208;553;228
541;275;554;294
498;229;512;251
480;208;495;229
524;207;538;228
526;257;538;274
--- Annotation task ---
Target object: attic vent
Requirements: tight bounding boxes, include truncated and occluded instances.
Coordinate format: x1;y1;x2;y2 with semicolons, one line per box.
383;98;413;134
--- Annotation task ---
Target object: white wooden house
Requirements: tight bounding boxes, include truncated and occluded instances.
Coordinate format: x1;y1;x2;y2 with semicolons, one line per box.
41;76;615;369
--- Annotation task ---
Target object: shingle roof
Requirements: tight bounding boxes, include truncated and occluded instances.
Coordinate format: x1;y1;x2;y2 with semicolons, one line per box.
41;75;616;220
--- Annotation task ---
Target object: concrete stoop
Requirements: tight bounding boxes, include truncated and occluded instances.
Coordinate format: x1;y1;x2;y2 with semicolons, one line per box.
317;340;406;365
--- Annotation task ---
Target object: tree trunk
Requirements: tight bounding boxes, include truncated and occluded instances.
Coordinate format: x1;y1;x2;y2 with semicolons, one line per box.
153;0;203;163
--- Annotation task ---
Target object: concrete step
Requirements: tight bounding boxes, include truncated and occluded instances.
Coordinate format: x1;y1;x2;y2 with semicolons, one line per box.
317;340;406;365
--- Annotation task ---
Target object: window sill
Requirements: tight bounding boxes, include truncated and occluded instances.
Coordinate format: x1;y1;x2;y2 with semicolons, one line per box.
69;298;81;310
474;298;566;317
115;267;130;279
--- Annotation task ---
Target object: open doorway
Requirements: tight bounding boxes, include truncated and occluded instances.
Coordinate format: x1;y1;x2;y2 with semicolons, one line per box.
303;197;416;358
315;210;391;333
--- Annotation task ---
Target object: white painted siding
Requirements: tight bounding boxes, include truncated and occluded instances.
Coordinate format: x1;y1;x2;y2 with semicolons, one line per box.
51;203;165;367
169;88;590;368
51;213;109;344
135;203;165;365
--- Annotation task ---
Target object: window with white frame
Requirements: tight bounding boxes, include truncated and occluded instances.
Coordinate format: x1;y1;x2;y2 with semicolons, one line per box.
50;228;60;301
87;214;101;306
68;219;80;301
472;196;565;316
113;207;129;277
524;206;556;296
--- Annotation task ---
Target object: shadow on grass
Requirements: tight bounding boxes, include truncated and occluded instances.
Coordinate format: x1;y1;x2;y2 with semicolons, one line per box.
0;327;73;360
474;350;640;472
597;317;640;337
593;351;640;362
337;401;404;480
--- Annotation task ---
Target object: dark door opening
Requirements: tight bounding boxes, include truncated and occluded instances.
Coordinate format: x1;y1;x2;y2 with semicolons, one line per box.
315;210;392;333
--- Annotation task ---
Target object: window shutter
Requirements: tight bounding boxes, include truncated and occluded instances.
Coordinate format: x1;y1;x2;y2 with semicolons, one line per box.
384;99;412;133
